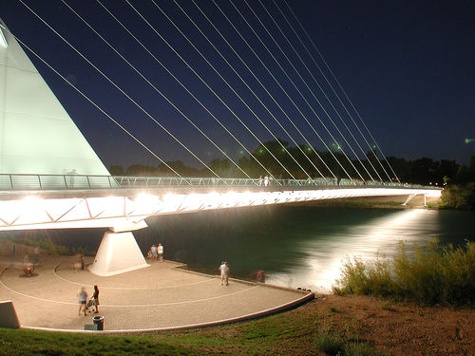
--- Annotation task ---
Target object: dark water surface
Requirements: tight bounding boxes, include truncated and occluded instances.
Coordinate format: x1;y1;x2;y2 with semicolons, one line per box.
139;206;475;292
7;206;475;293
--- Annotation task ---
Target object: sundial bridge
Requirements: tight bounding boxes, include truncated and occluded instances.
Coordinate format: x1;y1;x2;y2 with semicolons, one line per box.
0;9;441;278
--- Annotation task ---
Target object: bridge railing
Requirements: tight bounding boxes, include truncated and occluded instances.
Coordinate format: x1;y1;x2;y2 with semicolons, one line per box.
0;173;432;191
0;173;117;190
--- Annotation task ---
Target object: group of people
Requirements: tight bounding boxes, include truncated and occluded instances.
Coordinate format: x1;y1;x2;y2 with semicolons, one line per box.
258;175;270;187
77;285;100;316
147;243;164;261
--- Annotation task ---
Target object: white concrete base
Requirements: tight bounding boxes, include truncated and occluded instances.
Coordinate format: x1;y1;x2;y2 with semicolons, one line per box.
88;231;149;277
0;300;20;328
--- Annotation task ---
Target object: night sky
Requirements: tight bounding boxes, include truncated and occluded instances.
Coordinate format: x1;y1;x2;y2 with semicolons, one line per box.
1;0;474;171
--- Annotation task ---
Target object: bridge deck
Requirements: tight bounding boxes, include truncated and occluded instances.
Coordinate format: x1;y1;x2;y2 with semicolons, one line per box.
0;254;313;333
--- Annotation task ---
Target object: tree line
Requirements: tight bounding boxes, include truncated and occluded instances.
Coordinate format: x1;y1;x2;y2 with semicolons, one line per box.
108;139;475;209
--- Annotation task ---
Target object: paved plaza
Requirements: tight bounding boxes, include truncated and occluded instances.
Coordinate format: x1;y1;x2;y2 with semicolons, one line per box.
0;254;314;333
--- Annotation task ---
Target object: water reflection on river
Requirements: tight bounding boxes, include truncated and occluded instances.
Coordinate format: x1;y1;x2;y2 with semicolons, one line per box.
266;209;440;292
138;206;474;294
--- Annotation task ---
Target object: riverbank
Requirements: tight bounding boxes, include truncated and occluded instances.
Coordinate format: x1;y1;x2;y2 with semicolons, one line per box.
150;292;475;354
268;293;475;355
297;194;441;209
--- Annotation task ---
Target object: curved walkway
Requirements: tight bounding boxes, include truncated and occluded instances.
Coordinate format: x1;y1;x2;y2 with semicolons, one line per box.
0;255;314;333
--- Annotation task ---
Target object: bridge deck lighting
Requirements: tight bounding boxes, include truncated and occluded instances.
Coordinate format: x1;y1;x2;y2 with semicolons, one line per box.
5;196;43;222
133;193;160;212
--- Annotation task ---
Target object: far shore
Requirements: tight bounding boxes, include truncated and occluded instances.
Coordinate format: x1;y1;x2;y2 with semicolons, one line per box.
292;194;441;209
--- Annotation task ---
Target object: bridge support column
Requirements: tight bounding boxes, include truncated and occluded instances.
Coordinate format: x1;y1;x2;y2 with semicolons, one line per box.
403;194;428;207
402;194;416;206
88;231;149;277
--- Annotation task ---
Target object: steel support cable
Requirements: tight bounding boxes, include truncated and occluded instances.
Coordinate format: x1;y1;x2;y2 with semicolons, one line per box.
126;0;291;182
280;0;397;182
94;1;265;183
215;0;352;181
257;0;381;182
207;0;337;180
58;0;224;183
229;0;361;182
171;1;320;181
62;0;250;183
12;35;188;185
121;2;278;183
275;1;388;182
281;0;394;182
19;1;221;184
271;1;383;179
185;0;328;181
147;0;295;181
262;0;383;182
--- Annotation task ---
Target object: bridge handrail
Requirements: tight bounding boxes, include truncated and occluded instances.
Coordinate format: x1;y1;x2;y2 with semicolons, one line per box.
0;173;442;192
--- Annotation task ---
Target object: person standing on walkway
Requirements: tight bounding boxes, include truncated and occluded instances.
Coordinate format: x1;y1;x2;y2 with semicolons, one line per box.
33;246;40;265
219;261;230;286
92;285;100;314
150;244;157;261
158;243;164;262
256;270;266;283
77;287;88;316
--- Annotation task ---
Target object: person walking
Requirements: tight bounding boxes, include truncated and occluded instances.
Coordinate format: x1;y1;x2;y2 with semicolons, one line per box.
150;244;158;261
158;243;164;262
77;287;88;316
92;285;100;314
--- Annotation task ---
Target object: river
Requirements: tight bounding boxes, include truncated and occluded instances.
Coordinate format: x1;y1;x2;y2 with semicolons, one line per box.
5;206;474;293
136;206;475;293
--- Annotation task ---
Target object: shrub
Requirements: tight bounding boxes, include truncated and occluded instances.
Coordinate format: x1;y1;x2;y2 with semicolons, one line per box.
333;239;475;306
333;252;395;298
314;333;344;355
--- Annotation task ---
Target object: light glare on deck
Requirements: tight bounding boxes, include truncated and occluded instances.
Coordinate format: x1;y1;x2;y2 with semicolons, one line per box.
0;187;442;231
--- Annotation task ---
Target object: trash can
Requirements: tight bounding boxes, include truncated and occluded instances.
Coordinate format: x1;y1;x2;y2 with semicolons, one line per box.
92;315;104;330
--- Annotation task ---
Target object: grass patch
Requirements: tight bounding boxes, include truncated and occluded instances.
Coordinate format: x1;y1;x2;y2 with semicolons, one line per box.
333;239;475;306
314;333;344;354
0;329;189;355
314;332;382;355
0;304;384;356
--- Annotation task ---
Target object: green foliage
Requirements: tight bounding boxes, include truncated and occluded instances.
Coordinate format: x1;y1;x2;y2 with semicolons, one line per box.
333;240;475;306
440;183;475;210
314;333;344;355
314;331;383;355
0;329;189;355
108;165;125;176
393;240;444;305
36;239;70;256
333;252;395;298
32;239;92;257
